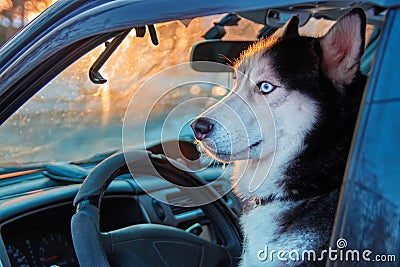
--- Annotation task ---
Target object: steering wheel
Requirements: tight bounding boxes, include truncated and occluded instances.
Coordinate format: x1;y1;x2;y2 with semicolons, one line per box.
71;150;242;267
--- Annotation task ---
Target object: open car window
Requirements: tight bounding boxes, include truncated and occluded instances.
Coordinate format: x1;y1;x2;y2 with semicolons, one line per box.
0;14;377;167
0;14;264;166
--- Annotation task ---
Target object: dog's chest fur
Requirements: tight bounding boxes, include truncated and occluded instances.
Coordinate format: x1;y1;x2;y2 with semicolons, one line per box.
239;190;339;267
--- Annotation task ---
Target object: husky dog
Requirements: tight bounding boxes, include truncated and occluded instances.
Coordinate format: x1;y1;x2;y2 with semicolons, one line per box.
191;9;366;266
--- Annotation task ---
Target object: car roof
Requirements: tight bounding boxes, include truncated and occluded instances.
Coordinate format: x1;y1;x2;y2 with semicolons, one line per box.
0;0;394;74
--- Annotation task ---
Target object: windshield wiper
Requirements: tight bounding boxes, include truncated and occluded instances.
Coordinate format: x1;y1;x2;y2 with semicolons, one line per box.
0;146;123;182
89;25;159;84
0;162;49;175
203;13;240;39
0;162;89;183
89;29;132;84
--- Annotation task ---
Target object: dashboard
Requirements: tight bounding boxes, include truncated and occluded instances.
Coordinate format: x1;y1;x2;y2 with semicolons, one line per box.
1;196;144;267
3;203;80;267
0;166;241;267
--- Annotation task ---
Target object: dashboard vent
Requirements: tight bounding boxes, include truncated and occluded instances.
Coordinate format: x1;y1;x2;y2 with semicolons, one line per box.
169;205;197;215
167;193;196;215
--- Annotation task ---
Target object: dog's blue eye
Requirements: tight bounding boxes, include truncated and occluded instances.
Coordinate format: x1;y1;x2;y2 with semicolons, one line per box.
258;81;276;94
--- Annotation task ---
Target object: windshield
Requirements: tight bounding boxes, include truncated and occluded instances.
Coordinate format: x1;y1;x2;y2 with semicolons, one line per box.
0;14;263;166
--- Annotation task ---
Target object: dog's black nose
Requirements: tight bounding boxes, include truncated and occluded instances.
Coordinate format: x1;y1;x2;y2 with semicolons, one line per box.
191;117;215;140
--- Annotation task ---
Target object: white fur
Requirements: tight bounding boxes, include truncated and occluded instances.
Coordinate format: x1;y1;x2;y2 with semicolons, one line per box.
230;89;319;198
239;202;319;267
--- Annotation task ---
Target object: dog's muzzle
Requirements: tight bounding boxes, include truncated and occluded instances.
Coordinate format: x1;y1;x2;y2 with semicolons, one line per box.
191;117;215;140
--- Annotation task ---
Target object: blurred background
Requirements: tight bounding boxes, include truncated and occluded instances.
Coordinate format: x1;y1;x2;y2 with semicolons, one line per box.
0;0;257;164
0;0;55;45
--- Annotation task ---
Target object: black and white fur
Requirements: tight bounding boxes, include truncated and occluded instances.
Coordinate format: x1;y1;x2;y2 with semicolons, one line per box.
191;9;366;266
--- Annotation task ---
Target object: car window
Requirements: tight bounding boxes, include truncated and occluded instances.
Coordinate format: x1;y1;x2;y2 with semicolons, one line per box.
0;13;375;167
0;14;262;166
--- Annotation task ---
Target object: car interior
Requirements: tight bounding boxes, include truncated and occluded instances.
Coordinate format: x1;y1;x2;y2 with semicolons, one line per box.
0;1;397;266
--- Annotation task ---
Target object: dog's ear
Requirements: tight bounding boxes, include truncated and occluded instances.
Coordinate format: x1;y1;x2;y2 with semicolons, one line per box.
320;8;366;87
282;16;300;39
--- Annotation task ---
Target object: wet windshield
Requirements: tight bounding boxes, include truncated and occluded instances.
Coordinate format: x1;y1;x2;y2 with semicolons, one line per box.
0;15;262;168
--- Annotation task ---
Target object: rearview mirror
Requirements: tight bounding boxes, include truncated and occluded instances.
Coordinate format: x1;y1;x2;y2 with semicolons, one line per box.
190;40;255;72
